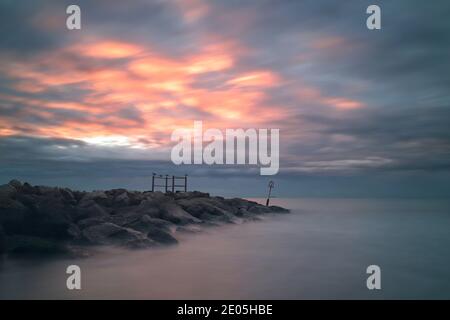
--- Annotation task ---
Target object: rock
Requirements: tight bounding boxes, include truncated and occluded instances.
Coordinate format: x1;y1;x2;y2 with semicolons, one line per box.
247;205;273;214
174;191;210;200
80;191;111;207
72;201;109;222
133;199;162;218
0;198;30;234
176;198;234;221
176;225;202;233
77;217;110;229
127;215;175;234
20;182;36;194
113;192;130;207
125;238;156;249
269;205;290;213
8;179;22;189
160;202;201;225
67;223;82;240
25;196;75;239
6;235;68;255
147;227;178;245
0;184;16;200
0;180;291;255
82;222;148;246
60;188;76;204
125;215;177;244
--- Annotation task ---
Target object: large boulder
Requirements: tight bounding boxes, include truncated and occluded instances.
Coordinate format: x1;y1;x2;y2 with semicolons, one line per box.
25;196;75;239
72;201;109;222
127;215;177;244
59;188;77;205
79;191;111;207
77;217;111;229
147;227;178;245
176;198;234;222
0;198;30;234
159;202;201;225
133;199;162;218
82;222;149;246
110;210;145;226
0;184;16;200
127;215;174;233
113;192;130;207
8;179;22;189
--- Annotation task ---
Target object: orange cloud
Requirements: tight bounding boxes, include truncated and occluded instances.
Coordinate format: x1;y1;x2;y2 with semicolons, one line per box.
323;98;365;110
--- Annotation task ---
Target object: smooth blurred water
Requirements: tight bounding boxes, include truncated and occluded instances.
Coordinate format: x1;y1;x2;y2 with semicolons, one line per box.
1;198;449;299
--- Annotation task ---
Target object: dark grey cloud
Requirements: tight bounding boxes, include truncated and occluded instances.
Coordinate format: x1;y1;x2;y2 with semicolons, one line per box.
1;1;450;196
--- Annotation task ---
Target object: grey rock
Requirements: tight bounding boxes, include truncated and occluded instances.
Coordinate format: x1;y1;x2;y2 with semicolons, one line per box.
160;202;201;225
0;184;16;200
8;179;22;189
77;217;110;229
80;191;111;207
72;202;108;222
0;198;30;234
147;227;178;245
82;222;147;246
269;205;290;213
60;188;76;204
127;215;174;234
113;192;130;207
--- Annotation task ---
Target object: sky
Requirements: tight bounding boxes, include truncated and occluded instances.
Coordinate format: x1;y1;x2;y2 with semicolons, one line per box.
0;0;450;197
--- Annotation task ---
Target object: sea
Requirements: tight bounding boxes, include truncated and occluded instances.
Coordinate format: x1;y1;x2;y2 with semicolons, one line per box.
0;198;449;299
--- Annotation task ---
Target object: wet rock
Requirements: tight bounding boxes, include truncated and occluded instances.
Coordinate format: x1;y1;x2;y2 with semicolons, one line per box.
177;198;234;221
82;222;147;246
160;202;201;225
113;192;130;207
0;184;16;200
124;238;156;249
268;205;290;213
0;180;290;255
147;227;178;245
247;205;273;214
0;198;30;234
8;179;22;189
111;210;144;226
133;199;162;218
77;217;110;229
174;191;210;200
67;223;83;240
72;201;108;222
80;191;111;207
127;215;174;234
60;188;76;204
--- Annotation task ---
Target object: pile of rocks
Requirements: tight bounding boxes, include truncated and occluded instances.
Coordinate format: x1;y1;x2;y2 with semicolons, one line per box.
0;180;289;256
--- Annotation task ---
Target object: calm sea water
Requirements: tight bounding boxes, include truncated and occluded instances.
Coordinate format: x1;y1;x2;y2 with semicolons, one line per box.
1;198;449;299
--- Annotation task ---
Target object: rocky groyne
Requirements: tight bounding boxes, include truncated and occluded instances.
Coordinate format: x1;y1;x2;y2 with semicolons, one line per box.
0;180;289;257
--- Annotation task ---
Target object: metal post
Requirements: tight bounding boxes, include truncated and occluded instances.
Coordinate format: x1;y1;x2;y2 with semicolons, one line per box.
172;175;175;192
165;175;168;193
266;181;274;206
184;174;187;192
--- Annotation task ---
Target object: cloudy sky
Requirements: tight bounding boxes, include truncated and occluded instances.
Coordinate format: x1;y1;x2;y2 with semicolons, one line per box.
1;0;449;197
